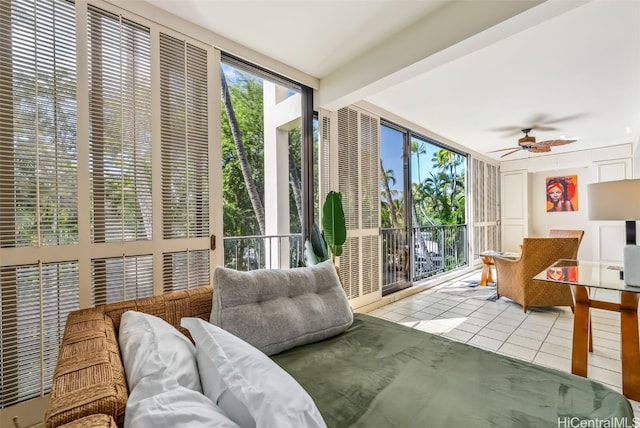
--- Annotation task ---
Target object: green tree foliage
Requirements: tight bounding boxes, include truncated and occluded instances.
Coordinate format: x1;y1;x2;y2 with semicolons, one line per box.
380;147;465;228
221;69;265;237
220;67;302;238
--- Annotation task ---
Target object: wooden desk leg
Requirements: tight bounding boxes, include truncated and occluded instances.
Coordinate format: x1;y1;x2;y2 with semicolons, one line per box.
620;291;640;401
572;286;590;378
480;257;493;287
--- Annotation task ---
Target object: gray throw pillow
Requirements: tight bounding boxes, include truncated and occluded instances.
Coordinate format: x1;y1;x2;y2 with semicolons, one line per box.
210;260;353;356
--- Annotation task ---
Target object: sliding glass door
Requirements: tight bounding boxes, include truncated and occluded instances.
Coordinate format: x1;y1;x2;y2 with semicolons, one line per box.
380;124;411;294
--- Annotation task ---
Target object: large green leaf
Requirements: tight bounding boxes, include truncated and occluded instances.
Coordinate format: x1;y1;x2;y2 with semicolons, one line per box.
309;223;328;261
322;191;347;259
303;239;323;266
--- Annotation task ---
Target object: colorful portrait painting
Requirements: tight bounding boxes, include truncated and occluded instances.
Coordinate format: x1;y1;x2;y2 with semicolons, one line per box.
546;265;578;282
546;175;578;212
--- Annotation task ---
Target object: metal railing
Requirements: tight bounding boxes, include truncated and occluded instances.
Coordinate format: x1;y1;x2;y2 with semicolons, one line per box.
225;225;467;289
382;224;468;286
223;233;303;271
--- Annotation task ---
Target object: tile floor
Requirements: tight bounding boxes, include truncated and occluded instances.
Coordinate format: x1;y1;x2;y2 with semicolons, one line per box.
365;269;640;416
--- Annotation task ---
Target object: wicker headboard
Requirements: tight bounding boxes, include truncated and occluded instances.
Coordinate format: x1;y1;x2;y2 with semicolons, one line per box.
45;286;213;428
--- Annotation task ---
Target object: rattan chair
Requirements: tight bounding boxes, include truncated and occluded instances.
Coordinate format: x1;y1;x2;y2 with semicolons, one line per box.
493;237;581;312
549;229;584;245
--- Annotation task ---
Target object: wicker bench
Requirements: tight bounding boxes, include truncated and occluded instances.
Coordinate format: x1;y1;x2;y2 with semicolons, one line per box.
45;286;213;428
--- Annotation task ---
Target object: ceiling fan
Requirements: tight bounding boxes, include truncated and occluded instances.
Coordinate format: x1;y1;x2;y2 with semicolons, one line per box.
489;128;578;158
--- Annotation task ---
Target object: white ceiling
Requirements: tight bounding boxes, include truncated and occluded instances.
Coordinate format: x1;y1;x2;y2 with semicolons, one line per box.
141;0;640;161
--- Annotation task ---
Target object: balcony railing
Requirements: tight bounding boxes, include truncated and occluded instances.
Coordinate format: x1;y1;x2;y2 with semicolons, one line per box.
382;224;468;286
225;225;468;289
223;233;303;271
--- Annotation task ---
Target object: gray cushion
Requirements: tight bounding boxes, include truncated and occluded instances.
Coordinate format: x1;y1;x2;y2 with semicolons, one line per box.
210;260;353;356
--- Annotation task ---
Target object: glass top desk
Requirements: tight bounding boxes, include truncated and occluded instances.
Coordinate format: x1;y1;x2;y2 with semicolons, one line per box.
534;259;640;401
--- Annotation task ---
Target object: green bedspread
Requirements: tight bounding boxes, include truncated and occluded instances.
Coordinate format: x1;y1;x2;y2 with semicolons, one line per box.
272;313;634;428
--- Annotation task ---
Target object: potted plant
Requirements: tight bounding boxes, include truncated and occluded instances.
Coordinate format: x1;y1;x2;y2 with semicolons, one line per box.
304;191;347;265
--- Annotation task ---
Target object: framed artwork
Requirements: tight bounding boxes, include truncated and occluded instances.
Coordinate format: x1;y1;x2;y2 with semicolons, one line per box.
546;175;578;212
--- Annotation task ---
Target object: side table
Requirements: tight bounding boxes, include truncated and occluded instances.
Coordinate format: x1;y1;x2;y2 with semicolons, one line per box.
479;251;520;286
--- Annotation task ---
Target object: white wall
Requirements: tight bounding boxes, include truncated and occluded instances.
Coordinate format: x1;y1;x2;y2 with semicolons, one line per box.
501;143;634;262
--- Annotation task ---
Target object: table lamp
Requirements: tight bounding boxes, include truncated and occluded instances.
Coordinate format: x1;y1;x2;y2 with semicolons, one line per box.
587;178;640;286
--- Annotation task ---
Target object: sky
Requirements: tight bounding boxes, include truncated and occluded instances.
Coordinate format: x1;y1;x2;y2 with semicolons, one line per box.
380;125;441;193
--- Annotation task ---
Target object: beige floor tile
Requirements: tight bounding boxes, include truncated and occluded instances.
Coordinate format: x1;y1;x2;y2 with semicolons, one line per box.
463;316;491;328
512;327;548;341
388;306;417;316
468;334;503;351
476;327;510;342
456;321;484;335
380;311;405;322
548;327;573;340
444;306;476;317
485;320;518;334
533;351;571;372
506;333;542;351
543;332;572;347
498;343;537;361
539;341;572;359
441;329;474;343
416;307;445;317
588;366;622;388
589;353;622;372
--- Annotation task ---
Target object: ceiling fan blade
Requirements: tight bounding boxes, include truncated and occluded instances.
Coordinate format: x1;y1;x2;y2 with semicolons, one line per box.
537;138;578;147
488;127;528;137
538;113;588;125
488;146;520;153
531;125;559;132
500;148;522;158
528;146;552;153
490;113;587;137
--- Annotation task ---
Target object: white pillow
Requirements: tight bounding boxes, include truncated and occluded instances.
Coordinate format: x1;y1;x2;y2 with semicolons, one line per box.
125;372;240;428
118;311;201;393
181;317;327;428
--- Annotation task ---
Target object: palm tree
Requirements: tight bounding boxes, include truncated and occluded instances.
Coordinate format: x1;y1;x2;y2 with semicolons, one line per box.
432;149;464;220
410;139;427;183
288;138;303;225
221;67;265;234
380;159;400;229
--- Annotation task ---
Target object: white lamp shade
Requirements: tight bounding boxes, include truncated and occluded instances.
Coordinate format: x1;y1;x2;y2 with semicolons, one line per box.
588;179;640;221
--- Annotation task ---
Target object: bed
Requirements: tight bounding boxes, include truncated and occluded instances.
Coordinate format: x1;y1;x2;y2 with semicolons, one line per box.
274;313;634;427
45;261;635;427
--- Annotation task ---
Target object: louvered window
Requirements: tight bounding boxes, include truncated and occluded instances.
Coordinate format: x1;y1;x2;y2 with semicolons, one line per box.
334;107;381;307
1;262;79;408
91;255;153;305
471;158;500;256
160;33;209;240
0;2;216;413
318;110;332;215
0;0;78;409
162;249;210;292
88;6;152;243
0;0;77;248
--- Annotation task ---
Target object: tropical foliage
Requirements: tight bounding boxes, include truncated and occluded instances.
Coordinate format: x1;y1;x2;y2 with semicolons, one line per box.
220;65;302;240
380;146;466;229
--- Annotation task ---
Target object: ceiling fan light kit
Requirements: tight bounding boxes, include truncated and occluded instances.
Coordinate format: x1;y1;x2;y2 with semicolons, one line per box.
518;135;536;146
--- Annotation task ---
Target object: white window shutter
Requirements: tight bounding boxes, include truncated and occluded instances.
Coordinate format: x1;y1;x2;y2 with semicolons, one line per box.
159;33;210;291
471;158;500;257
317;109;333;207
0;0;79;409
335;106;381;308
